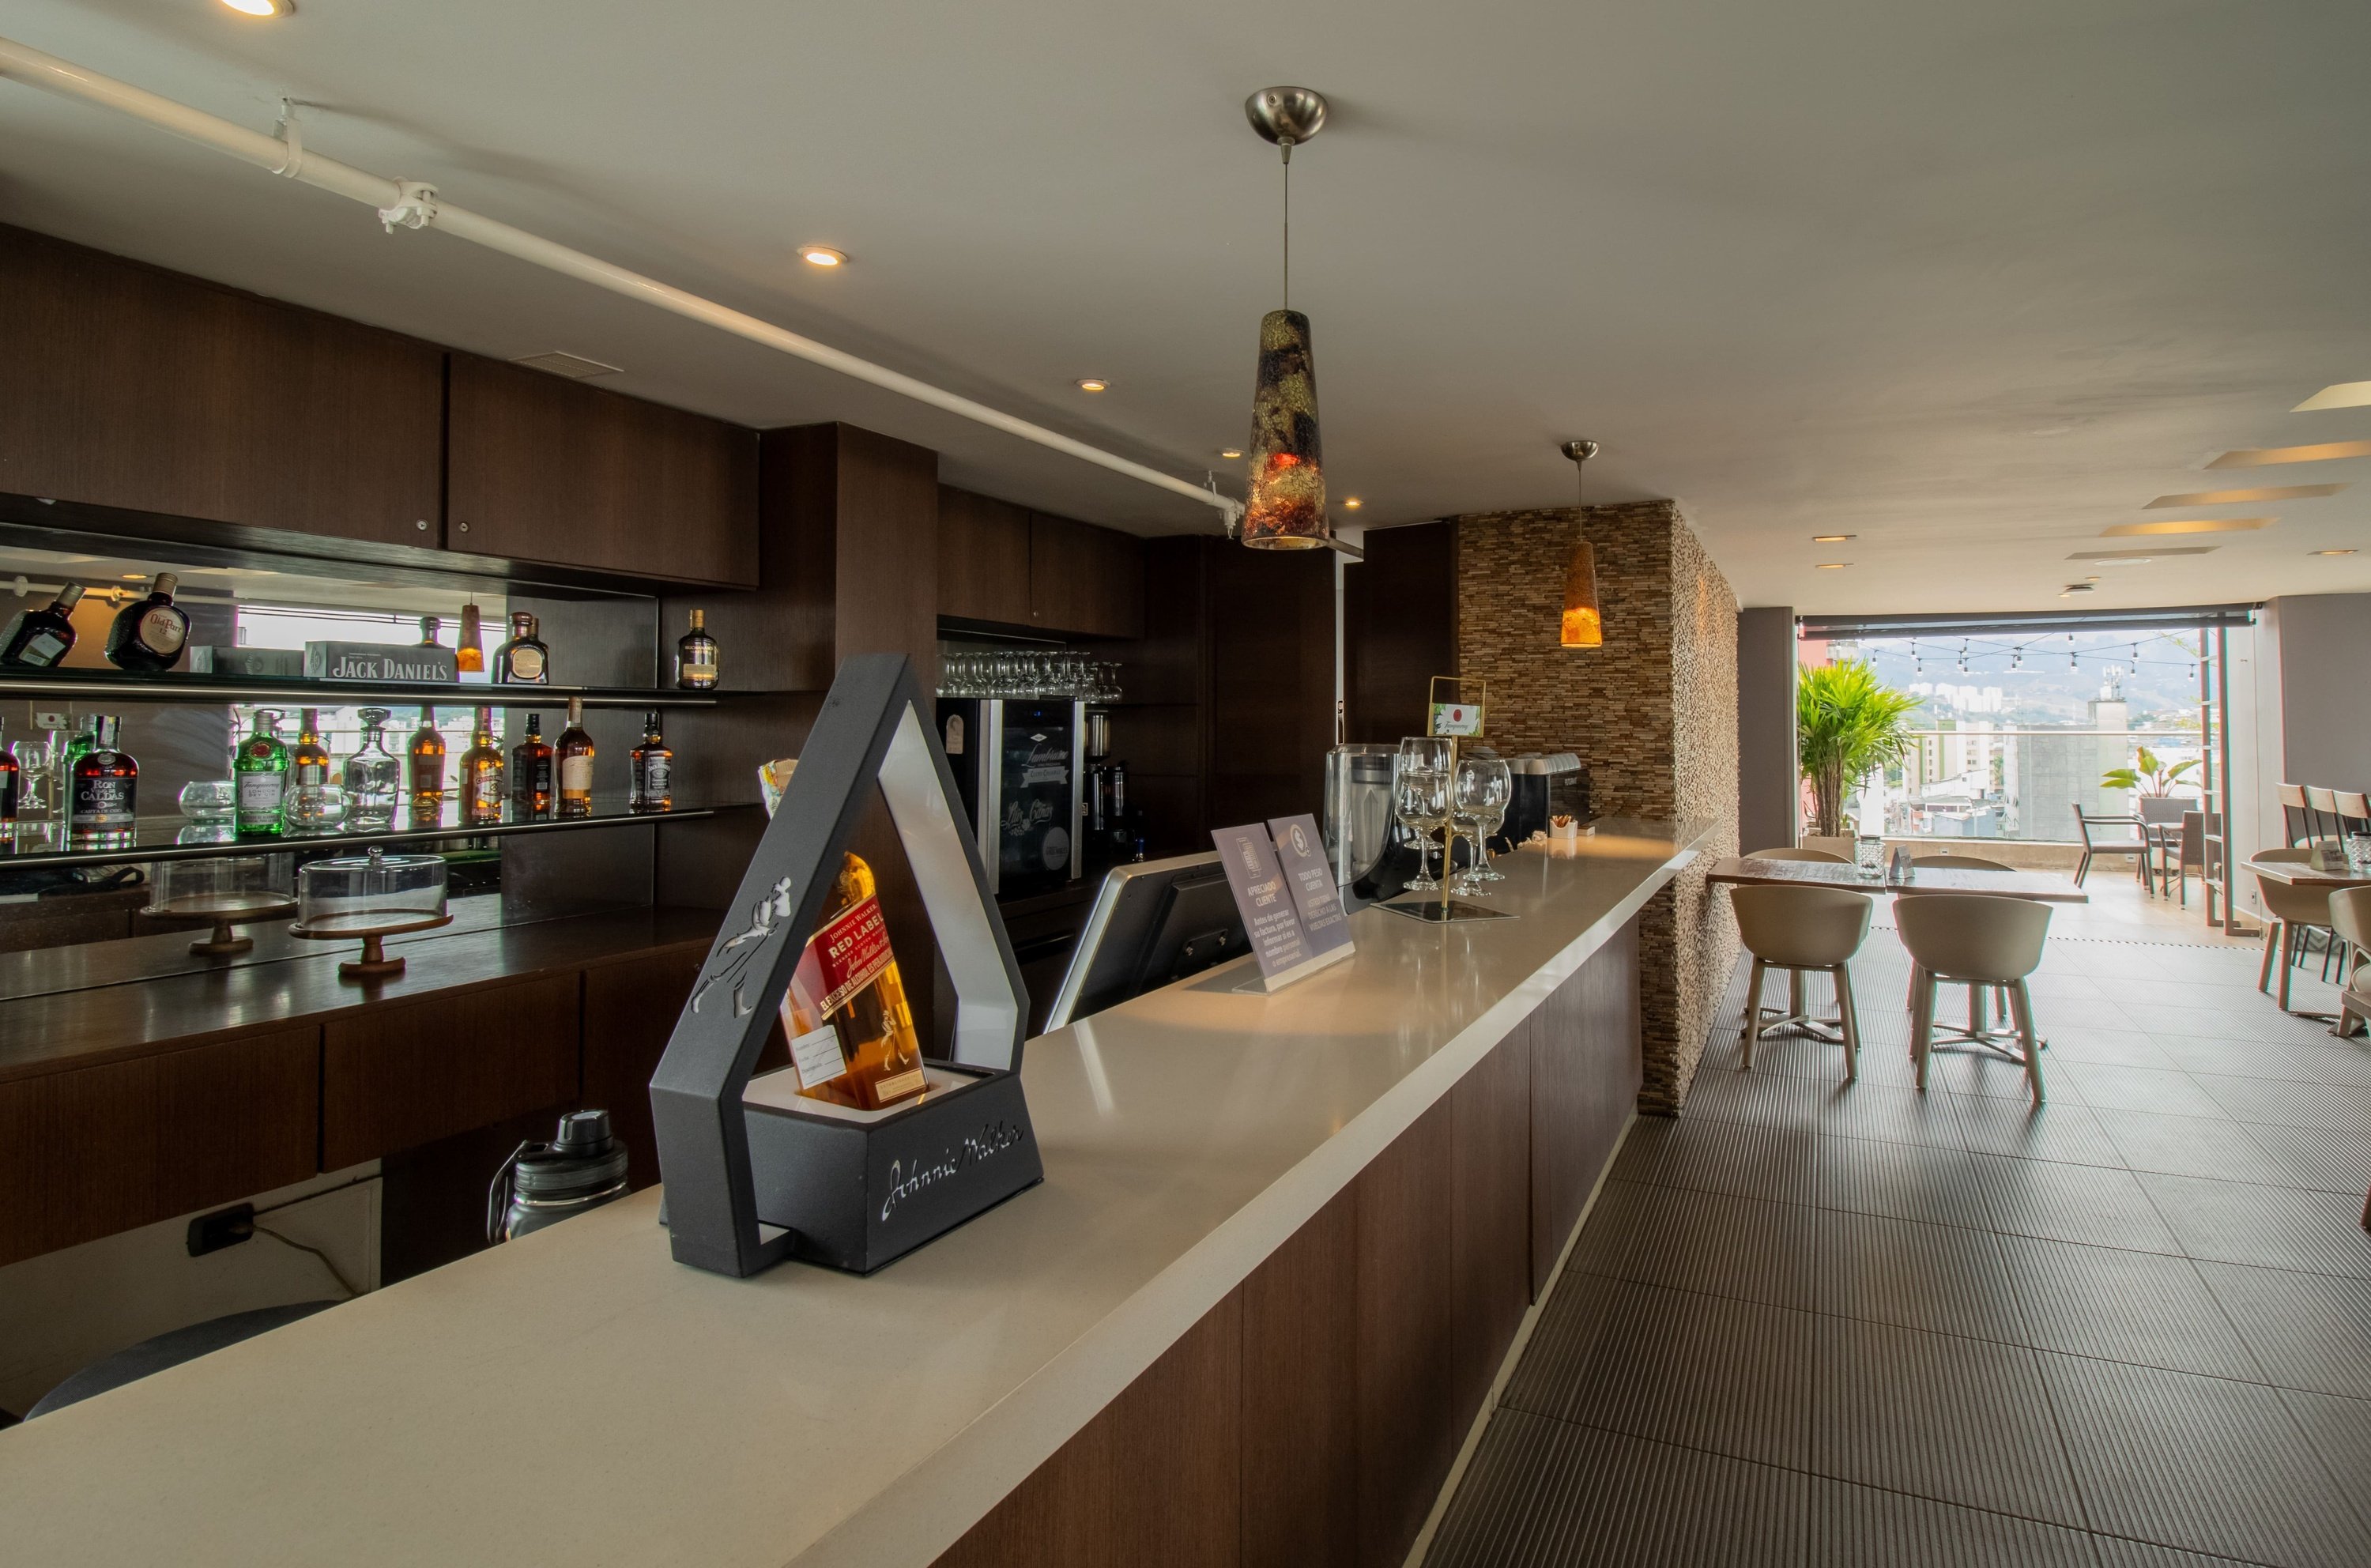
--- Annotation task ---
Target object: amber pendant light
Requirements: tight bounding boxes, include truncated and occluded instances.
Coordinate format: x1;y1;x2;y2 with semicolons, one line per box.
1559;439;1604;648
1242;87;1330;550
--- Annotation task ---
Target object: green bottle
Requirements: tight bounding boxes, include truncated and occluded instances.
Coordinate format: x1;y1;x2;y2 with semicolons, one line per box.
234;709;291;839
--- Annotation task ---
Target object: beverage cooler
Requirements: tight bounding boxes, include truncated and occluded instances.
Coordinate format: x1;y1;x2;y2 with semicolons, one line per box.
934;699;1085;899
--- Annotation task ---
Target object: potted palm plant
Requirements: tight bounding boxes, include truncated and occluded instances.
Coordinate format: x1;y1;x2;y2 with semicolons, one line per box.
2101;745;2198;826
1797;660;1921;839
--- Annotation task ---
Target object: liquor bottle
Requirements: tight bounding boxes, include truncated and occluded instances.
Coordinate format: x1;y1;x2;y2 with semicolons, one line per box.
68;717;137;843
494;612;549;684
407;707;447;824
285;707;333;830
61;716;98;778
675;609;719;691
456;601;486;677
459;707;506;827
780;852;930;1111
344;707;401;830
0;717;17;826
233;710;289;838
511;712;554;817
1;582;85;668
556;696;594;818
629;709;672;812
418;615;444;654
104;573;190;673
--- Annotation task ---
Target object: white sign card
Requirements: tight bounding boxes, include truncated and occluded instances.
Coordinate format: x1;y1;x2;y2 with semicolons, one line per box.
1212;822;1357;993
1265;812;1355;961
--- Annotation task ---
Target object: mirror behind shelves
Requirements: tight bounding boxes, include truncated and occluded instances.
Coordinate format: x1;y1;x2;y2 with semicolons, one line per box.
0;542;515;957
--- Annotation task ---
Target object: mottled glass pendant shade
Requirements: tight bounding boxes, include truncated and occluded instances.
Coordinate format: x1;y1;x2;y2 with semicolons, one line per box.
1560;539;1604;648
1243;308;1328;549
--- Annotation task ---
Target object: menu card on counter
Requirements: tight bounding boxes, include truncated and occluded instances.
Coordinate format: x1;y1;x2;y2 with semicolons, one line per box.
1267;813;1355;962
1213;820;1358;993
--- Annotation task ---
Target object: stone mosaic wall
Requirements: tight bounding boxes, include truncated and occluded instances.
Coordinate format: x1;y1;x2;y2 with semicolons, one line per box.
1453;499;1740;1113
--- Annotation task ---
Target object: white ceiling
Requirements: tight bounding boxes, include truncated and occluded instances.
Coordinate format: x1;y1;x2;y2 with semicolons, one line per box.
2;0;2368;612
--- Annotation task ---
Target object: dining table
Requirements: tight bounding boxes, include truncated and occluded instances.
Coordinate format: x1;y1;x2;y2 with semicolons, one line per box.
1709;855;2086;1048
2245;853;2370;1026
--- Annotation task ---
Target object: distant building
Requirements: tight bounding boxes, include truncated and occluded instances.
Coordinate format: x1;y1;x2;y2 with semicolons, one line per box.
2005;677;2130;838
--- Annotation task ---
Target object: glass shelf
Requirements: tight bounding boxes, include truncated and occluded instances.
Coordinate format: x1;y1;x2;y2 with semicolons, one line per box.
0;793;760;872
0;667;730;710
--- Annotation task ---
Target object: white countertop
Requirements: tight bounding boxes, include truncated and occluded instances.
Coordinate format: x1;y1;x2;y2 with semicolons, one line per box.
0;821;1705;1567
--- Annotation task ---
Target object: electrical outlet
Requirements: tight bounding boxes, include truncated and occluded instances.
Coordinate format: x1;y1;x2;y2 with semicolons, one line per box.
187;1203;256;1257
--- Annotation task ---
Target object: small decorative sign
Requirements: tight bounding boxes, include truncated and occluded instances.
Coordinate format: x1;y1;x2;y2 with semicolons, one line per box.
1266;812;1355;962
1430;701;1483;737
1213;820;1357;993
303;641;459;683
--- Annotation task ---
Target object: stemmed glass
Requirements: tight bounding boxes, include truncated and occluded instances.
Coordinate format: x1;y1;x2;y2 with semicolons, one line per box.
1453;757;1513;891
1394;737;1453;892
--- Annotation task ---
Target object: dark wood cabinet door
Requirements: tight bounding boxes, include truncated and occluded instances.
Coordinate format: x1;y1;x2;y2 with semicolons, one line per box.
0;1027;320;1268
1355;1097;1457;1568
0;225;443;548
322;974;580;1168
447;354;758;586
1030;513;1146;638
1451;1027;1534;1432
938;485;1033;624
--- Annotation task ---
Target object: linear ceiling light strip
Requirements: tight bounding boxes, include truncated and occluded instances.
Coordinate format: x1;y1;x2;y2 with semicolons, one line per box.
0;33;1238;526
1799;605;2259;639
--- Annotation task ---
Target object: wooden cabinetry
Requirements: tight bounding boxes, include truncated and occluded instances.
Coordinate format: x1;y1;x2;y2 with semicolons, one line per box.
582;949;703;1189
0;1027;319;1268
447;354;758;586
0;224;444;549
936;486;1145;637
322;974;581;1167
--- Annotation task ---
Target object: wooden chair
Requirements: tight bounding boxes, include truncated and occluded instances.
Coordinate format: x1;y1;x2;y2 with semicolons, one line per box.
2329;887;2371;1039
2305;786;2345;849
1898;893;2052;1103
2278;782;2313;847
2253;847;2337;1013
2152;811;2213;910
1735;884;1873;1080
2072;805;2154;893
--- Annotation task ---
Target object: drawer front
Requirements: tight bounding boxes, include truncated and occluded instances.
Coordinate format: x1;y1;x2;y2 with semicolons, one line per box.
323;974;580;1168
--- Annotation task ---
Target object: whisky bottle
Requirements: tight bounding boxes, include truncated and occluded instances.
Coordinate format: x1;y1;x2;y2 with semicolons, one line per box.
103;573;190;673
675;609;719;691
2;582;85;668
556;696;594;818
233;710;289;839
780;852;930;1111
460;707;506;827
290;708;330;790
628;710;672;812
407;707;447;824
511;712;554;817
456;601;486;676
494;612;549;684
418;615;444;653
345;707;401;830
69;717;138;844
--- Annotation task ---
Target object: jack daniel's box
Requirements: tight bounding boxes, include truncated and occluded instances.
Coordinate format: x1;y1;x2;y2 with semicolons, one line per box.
189;646;304;678
303;641;458;683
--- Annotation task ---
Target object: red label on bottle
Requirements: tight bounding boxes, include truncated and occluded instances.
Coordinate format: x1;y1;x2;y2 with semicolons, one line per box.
805;894;894;1018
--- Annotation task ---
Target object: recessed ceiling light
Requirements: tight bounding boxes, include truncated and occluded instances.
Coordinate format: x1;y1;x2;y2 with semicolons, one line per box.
2147;484;2345;507
120;572;145;580
511;350;622;380
2068;546;2216;561
1075;379;1109;394
1811;534;1855;543
2207;440;2371;469
2294;382;2371;413
1342;497;1363;510
1814;562;1850;570
798;246;845;268
2102;517;2275;537
1219;448;1242;459
2310;548;2358;556
220;0;292;14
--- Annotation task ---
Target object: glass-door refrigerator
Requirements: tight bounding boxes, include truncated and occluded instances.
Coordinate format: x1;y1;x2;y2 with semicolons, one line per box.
934;698;1085;899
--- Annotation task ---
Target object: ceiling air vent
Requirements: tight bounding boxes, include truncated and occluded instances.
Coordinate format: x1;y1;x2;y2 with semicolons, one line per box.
510;351;622;380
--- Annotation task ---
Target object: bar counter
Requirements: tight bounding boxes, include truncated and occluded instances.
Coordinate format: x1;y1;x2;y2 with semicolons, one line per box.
0;820;1708;1567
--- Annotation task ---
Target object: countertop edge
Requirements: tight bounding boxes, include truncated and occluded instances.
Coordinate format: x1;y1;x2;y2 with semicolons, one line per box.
801;839;1704;1568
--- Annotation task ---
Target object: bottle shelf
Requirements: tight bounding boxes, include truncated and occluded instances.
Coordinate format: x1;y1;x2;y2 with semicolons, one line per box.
0;793;760;873
0;668;729;710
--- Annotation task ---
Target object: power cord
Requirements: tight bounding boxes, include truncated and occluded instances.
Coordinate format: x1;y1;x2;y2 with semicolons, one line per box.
246;1220;360;1299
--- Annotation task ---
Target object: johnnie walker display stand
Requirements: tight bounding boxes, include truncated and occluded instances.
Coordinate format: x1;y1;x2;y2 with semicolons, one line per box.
650;654;1042;1278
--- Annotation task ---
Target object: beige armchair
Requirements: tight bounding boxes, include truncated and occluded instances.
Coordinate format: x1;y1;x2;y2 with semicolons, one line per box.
1896;892;2053;1103
2254;847;2336;1013
1734;884;1874;1080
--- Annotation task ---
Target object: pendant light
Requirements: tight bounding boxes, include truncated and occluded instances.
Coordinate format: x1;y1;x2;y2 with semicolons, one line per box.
1241;87;1330;550
1559;439;1604;648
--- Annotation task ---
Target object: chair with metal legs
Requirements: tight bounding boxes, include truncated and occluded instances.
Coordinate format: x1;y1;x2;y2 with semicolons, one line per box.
1897;893;2053;1104
2252;847;2338;1014
1734;884;1873;1081
1907;854;2018;1042
2072;806;2154;893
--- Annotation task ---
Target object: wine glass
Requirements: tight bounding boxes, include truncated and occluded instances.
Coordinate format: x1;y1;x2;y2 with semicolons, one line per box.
1394;737;1453;891
1454;757;1513;889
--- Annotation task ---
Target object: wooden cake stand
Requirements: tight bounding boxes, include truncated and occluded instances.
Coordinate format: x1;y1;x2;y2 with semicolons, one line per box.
147;891;300;957
289;911;454;978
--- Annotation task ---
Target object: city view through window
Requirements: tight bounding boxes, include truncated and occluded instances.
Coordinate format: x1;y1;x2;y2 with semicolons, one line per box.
1802;627;2211;843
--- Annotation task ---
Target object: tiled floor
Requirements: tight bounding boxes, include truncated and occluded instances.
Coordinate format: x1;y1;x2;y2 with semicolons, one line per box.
1427;879;2371;1567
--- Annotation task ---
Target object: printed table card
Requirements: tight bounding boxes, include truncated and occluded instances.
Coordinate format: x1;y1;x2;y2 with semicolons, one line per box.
1214;821;1356;993
1266;812;1355;962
